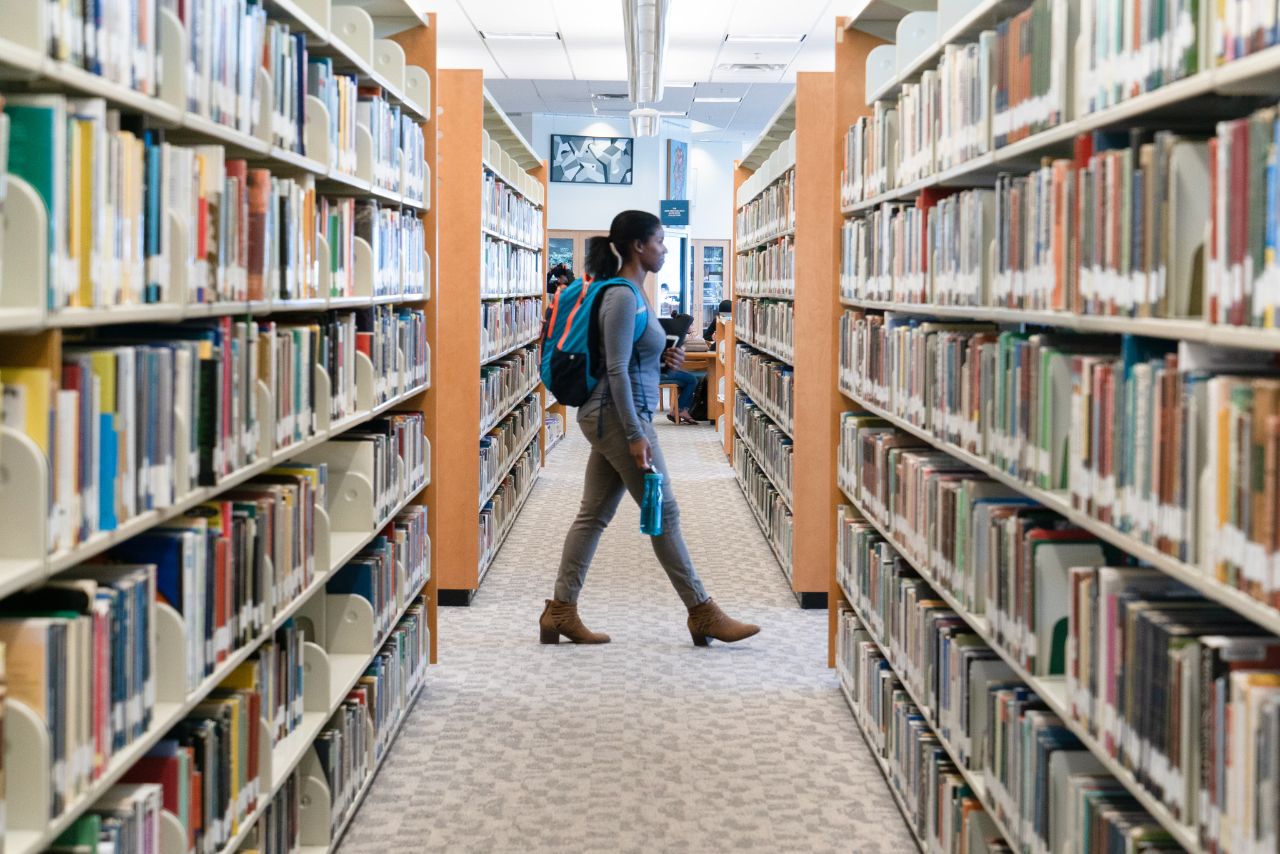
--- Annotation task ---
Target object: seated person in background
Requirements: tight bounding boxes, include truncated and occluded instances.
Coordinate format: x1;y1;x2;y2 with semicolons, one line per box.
703;299;733;344
659;313;705;424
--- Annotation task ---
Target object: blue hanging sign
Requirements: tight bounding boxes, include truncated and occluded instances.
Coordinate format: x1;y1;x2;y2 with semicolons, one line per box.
659;199;690;226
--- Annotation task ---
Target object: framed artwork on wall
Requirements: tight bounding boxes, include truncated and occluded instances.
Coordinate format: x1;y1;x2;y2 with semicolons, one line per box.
667;139;688;199
550;134;634;184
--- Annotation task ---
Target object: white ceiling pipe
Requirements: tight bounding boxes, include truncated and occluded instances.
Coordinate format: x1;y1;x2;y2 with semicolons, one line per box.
623;0;669;105
630;107;660;137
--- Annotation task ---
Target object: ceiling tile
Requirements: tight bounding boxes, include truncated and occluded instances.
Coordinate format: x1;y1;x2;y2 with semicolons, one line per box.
667;0;734;41
716;40;803;66
727;0;831;34
533;79;592;99
688;101;739;126
484;78;545;111
662;45;719;82
437;41;505;76
487;40;575;78
458;0;558;34
565;45;627;79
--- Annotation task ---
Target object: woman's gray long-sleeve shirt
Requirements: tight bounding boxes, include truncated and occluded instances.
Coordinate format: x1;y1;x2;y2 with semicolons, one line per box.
580;283;666;441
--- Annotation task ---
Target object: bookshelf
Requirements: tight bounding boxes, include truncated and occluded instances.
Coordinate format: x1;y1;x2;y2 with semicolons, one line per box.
0;2;439;851
435;70;548;606
829;2;1280;851
727;77;837;609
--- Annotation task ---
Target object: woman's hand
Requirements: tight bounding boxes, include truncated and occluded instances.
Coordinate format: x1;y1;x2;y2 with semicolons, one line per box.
663;345;686;371
629;435;653;471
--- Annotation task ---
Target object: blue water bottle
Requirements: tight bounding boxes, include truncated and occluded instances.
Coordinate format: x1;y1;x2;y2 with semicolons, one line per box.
641;470;664;536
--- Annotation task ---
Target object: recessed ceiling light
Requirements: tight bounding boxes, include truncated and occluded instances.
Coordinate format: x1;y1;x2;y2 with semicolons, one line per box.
724;34;805;43
479;31;561;40
717;62;786;72
693;96;742;104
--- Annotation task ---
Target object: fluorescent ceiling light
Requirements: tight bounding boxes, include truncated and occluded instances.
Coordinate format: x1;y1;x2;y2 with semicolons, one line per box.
724;34;806;43
480;31;561;40
693;96;741;104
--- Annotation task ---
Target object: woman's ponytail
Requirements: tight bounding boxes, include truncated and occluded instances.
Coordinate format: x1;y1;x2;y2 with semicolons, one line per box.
584;236;620;281
584;210;662;281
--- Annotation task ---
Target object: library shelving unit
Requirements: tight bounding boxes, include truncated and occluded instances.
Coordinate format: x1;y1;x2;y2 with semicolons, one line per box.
0;1;440;852
435;70;548;606
830;1;1280;851
727;75;837;609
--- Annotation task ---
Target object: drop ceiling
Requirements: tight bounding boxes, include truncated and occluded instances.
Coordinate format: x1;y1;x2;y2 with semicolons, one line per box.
373;0;843;142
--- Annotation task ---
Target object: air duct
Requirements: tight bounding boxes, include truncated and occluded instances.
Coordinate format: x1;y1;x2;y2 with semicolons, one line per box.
623;0;669;105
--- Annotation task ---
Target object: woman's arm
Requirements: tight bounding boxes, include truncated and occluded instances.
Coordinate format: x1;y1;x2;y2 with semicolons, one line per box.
598;285;646;442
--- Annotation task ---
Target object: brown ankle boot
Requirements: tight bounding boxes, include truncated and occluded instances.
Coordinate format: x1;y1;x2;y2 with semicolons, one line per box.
539;599;611;644
686;598;760;646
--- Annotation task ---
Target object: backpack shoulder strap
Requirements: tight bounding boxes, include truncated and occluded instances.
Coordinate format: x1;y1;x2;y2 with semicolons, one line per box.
585;277;649;376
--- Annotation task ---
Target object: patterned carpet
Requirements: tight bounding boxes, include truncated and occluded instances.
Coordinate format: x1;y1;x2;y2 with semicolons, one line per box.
337;418;914;853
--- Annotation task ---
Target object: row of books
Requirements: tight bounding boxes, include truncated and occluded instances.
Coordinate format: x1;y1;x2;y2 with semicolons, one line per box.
735;168;794;248
479;396;541;506
837;415;1280;851
544;411;565;453
308;58;362;178
841;130;1210;319
359;305;430;410
361;203;426;301
1078;0;1201;115
312;596;429;843
480;298;540;362
479;436;540;571
47;0;161;95
3;96;429;312
480;346;539;434
483;171;543;249
328;508;428;646
733;345;794;435
358;87;427;199
838;309;1280;605
731;441;793;575
482;237;542;299
734;298;793;363
838;600;1178;854
836;603;1009;854
47;589;430;854
733;393;792;506
842;0;1067;204
304;412;428;527
734;236;794;299
0;308;426;555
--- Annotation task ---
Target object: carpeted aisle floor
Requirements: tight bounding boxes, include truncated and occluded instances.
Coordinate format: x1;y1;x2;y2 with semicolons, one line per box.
337;418;914;853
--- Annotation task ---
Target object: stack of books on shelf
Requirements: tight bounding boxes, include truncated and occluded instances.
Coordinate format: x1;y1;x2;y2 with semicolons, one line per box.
734;298;794;363
479;397;542;507
480;298;541;361
733;394;793;508
733;345;794;435
479;434;540;577
481;347;540;434
731;439;793;576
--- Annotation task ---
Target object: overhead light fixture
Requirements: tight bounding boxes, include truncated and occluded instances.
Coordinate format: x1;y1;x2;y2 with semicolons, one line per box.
623;0;670;104
630;107;660;137
724;33;806;43
479;31;561;40
693;96;741;104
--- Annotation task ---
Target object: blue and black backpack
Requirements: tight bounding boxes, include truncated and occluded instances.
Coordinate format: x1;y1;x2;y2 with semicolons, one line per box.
541;276;648;406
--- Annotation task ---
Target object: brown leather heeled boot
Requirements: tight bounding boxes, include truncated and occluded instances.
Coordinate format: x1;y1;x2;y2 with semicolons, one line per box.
539;599;611;644
686;598;760;646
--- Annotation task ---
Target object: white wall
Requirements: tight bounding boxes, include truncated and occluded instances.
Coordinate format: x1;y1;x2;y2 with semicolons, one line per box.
687;141;740;240
523;114;740;240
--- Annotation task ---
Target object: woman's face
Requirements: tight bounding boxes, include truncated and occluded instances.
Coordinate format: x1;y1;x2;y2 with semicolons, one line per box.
632;226;667;275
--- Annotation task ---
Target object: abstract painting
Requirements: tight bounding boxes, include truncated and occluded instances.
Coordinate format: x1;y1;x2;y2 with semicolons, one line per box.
667;139;688;199
550;134;634;185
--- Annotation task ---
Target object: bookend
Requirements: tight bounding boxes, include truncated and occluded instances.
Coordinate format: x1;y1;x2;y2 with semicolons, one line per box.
865;45;897;104
895;13;938;76
3;176;49;318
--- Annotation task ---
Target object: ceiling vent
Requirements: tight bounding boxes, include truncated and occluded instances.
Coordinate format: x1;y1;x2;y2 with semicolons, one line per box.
717;62;786;73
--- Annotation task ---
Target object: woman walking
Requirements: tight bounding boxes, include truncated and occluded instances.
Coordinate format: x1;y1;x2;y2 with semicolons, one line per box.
540;210;760;647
